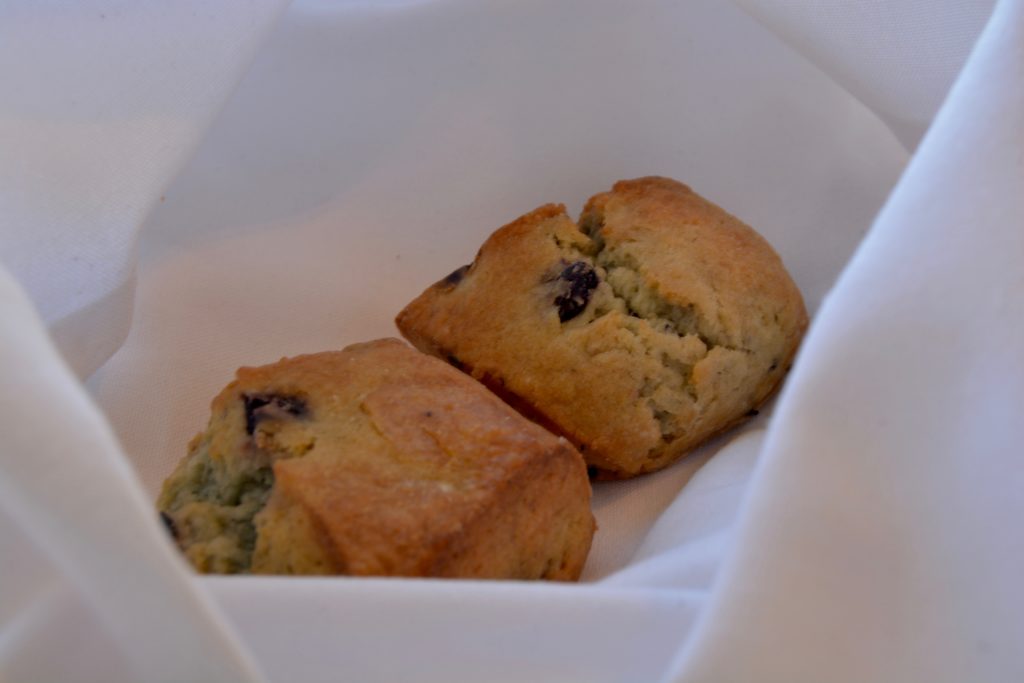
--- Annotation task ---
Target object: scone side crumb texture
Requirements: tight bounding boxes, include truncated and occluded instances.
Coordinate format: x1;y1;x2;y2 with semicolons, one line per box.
157;339;595;578
396;177;808;477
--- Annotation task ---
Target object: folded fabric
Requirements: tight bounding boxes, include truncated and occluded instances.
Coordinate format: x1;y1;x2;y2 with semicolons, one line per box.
671;0;1024;680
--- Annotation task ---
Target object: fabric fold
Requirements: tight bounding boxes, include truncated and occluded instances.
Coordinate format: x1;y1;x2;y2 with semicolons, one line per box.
0;269;266;682
668;0;1024;679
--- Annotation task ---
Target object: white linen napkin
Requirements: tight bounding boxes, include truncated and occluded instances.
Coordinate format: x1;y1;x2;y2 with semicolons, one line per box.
0;269;265;683
732;0;996;148
0;2;286;681
1;0;1018;681
0;0;289;379
670;1;1024;679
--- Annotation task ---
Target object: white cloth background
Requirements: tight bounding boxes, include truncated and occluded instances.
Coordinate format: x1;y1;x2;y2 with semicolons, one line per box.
1;0;1019;681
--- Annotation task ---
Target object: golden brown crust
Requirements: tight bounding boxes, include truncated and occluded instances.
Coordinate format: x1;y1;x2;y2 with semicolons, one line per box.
397;177;807;477
582;177;807;352
161;339;595;579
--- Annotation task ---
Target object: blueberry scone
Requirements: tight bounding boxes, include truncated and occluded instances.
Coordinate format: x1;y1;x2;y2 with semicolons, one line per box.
157;339;595;579
397;177;807;477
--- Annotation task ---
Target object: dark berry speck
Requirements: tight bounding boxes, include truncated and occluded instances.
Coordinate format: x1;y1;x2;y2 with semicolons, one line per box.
243;393;308;435
554;261;599;322
439;264;471;288
160;511;178;540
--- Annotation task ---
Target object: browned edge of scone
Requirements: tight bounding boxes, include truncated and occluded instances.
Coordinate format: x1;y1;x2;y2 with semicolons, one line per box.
157;338;596;579
396;177;808;478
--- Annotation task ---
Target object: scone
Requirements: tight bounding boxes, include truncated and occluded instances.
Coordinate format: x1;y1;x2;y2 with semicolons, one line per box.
397;177;807;477
157;339;595;579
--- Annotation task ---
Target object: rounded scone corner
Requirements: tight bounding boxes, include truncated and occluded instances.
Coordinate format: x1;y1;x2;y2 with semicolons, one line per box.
396;176;808;477
157;338;596;580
